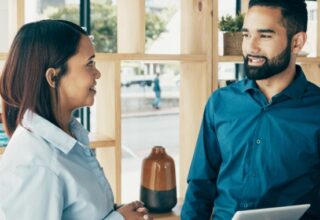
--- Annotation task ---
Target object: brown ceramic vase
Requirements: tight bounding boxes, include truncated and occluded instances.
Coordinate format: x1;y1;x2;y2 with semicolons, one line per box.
140;146;177;213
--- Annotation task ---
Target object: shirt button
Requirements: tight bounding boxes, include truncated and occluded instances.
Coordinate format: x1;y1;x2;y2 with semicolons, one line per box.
256;139;261;144
241;202;248;208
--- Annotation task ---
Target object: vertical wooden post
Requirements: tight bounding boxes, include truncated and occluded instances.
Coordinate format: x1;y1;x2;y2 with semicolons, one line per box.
95;60;122;202
16;0;24;28
117;0;145;53
212;0;218;90
301;0;320;86
180;0;213;198
241;0;249;13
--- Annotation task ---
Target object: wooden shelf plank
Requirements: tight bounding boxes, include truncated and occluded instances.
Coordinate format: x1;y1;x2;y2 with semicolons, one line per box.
218;56;320;64
96;53;207;62
218;55;243;63
89;133;115;148
0;53;7;60
297;57;320;64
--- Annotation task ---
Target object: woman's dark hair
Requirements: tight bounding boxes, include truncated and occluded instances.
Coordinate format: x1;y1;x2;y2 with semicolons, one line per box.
0;20;88;136
249;0;308;39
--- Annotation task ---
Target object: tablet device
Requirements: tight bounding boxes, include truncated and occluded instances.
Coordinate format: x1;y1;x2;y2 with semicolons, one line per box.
232;204;310;220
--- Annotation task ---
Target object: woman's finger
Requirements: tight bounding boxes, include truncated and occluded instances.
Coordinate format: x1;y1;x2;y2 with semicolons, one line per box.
131;200;144;210
136;207;148;214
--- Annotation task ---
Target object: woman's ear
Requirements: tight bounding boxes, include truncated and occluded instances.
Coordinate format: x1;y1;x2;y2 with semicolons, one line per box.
45;68;58;88
291;32;307;55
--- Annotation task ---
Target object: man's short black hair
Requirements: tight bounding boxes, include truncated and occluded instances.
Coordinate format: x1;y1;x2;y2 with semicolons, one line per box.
249;0;308;38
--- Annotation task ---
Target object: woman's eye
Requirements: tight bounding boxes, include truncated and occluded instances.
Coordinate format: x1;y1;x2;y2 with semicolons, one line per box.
87;61;96;67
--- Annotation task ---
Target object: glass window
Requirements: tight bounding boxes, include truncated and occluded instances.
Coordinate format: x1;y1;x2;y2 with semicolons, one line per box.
91;0;117;53
121;61;180;202
218;0;237;56
303;1;318;57
25;0;80;24
145;0;180;54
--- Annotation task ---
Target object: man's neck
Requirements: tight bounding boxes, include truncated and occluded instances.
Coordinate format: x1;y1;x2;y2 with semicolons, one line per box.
256;63;296;102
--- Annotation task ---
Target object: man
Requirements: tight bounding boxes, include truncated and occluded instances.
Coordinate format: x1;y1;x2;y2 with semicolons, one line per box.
152;73;161;109
181;0;320;219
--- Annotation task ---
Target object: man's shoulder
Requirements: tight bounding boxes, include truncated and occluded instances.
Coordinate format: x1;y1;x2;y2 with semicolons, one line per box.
205;80;248;109
212;79;247;97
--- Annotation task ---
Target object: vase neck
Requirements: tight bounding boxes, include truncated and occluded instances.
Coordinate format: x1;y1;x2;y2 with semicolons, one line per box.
152;146;165;154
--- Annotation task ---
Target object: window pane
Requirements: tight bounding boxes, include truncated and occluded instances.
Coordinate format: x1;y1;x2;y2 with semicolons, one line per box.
218;0;237;56
303;1;318;57
25;0;80;24
91;0;117;53
145;0;180;54
121;61;180;203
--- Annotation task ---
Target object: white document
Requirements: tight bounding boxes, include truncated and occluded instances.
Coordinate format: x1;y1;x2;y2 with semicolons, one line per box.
232;204;310;220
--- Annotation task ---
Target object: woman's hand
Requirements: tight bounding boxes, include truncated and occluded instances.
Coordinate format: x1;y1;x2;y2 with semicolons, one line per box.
117;201;153;220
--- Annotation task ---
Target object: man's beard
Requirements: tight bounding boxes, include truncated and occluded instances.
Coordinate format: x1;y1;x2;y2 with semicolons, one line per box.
243;43;291;80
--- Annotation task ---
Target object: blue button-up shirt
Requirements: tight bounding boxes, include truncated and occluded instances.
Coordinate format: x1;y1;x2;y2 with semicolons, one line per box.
181;65;320;220
0;110;124;220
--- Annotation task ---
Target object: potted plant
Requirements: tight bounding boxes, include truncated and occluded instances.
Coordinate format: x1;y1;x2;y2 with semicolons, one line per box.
219;14;244;55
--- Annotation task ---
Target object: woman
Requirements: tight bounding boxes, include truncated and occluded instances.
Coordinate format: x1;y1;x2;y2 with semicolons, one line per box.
0;20;151;220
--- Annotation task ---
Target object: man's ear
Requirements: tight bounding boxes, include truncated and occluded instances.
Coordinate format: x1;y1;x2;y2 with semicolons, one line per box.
291;32;307;55
45;68;58;88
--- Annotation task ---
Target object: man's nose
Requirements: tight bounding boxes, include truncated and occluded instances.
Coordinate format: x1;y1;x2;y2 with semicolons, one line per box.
247;37;260;54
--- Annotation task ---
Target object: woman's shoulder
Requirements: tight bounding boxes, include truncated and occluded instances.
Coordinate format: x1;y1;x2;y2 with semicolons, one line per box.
1;125;58;171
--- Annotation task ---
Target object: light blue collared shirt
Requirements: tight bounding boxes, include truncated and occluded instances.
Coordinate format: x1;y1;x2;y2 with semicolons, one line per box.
0;110;124;220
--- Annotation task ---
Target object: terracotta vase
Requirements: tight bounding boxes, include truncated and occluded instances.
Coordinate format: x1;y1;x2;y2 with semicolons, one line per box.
140;146;177;213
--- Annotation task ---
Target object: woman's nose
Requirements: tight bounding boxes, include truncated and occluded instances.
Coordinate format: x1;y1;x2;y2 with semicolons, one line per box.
95;68;101;79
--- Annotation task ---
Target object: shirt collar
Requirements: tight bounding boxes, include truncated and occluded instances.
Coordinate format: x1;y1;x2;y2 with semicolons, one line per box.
241;78;258;93
241;65;308;99
280;65;308;99
21;110;87;154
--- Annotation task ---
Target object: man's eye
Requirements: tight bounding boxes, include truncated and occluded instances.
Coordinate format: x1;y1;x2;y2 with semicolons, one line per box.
242;33;249;38
261;34;272;38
